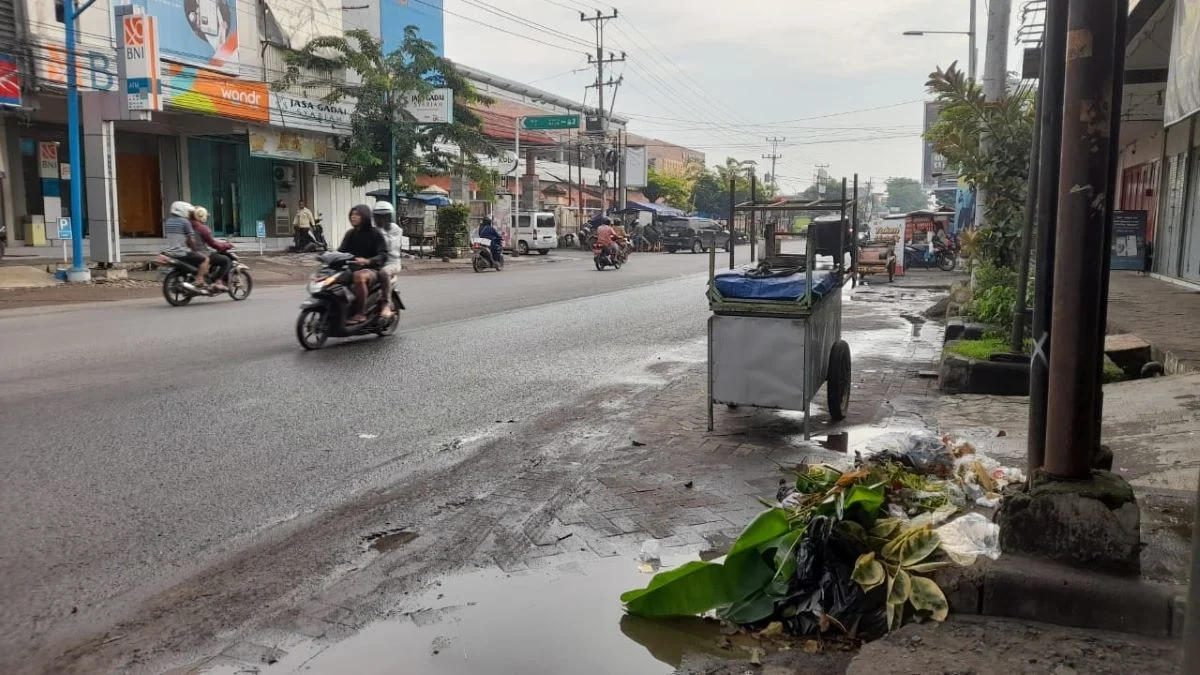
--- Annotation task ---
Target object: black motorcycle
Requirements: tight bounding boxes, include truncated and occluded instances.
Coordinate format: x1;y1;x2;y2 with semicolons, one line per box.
593;241;623;271
903;239;958;272
296;252;404;350
292;217;329;253
471;241;504;272
157;246;253;306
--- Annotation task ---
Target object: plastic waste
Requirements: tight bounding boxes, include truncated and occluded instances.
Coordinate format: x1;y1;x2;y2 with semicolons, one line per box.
861;431;955;478
639;539;662;564
935;513;1001;566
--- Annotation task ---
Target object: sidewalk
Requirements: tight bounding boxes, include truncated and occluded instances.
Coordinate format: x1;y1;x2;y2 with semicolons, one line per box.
1108;271;1200;373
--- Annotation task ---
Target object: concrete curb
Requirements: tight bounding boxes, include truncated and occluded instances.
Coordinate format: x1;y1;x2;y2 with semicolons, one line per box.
938;348;1030;395
938;554;1183;639
1107;318;1199;375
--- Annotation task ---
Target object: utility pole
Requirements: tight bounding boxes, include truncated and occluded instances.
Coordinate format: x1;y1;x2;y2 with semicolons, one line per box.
813;164;830;197
63;0;99;282
975;0;1012;228
1043;0;1119;479
763;137;785;194
582;8;623;212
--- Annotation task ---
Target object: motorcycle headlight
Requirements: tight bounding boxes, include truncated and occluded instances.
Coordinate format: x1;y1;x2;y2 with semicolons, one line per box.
307;274;337;294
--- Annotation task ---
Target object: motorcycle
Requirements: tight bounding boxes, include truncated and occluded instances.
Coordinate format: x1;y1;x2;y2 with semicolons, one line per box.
292;215;329;253
296;251;404;350
593;241;623;271
471;240;504;272
157;246;253;306
902;238;958;272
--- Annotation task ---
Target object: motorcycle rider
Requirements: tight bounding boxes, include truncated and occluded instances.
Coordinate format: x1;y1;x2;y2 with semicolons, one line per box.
372;200;403;319
190;206;232;292
478;217;503;267
595;217;619;259
164;201;211;286
338;204;388;324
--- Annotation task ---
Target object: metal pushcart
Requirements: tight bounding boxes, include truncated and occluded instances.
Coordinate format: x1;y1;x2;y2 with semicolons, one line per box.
706;180;857;440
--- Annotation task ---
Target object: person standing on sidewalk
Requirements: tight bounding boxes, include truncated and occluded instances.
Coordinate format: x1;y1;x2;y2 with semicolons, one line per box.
292;200;317;250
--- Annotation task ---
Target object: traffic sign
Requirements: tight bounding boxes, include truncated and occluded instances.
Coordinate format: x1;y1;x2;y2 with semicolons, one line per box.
521;115;580;131
255;220;267;238
58;217;72;240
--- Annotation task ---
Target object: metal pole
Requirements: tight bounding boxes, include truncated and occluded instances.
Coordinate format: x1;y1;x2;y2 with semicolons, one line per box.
968;0;978;82
852;174;859;285
1011;85;1043;353
840;177;848;277
513;117;521;256
64;0;90;281
976;0;1012;228
1028;0;1069;475
1043;0;1119;479
1181;470;1200;673
728;176;737;263
1093;0;1128;449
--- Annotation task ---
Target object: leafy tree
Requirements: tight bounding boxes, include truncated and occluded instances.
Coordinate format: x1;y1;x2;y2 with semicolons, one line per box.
885;177;929;213
933;189;957;209
691;168;726;216
924;62;1035;268
645;167;691;208
275;27;497;189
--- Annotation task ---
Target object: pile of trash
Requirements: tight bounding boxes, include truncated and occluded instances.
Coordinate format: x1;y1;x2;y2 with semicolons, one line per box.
621;432;1019;641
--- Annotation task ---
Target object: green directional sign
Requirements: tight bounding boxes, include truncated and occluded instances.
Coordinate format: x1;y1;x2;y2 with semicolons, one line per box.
521;115;580;130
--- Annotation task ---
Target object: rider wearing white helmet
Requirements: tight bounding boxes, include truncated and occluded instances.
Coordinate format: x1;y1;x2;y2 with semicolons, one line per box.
164;201;211;286
372;200;402;319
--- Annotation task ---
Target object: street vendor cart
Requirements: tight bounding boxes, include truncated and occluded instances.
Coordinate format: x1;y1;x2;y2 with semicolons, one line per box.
706;179;857;439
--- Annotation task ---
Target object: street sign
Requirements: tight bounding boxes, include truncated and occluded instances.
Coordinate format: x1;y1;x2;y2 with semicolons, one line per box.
521;115;580;131
58;217;72;239
255;220;267;238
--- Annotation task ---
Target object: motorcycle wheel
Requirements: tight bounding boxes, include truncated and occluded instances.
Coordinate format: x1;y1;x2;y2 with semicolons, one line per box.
296;307;329;350
473;256;487;273
938;252;957;272
595;258;604;271
228;269;253;300
376;309;400;337
162;271;193;307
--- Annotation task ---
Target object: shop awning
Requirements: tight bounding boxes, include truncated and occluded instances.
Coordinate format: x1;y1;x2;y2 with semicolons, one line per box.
623;200;686;217
365;188;453;206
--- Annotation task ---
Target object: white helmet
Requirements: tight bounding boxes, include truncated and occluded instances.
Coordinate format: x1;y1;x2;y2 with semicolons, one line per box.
372;201;396;218
169;201;194;218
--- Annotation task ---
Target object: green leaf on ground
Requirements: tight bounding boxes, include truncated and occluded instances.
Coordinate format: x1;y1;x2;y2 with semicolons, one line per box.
909;575;950;622
851;552;885;592
727;508;792;558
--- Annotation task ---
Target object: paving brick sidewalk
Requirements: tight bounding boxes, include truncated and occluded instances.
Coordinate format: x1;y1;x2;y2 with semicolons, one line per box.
1107;271;1200;373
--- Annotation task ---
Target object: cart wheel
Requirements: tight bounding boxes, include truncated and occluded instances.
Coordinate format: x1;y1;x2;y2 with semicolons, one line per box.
827;340;852;421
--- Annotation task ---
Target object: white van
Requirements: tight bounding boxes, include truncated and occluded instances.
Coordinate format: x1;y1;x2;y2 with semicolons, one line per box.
514;212;559;255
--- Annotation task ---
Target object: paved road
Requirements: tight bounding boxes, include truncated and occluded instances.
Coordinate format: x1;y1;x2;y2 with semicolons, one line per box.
0;247;756;667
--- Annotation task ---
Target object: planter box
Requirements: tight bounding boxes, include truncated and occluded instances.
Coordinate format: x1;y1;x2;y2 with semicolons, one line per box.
940;343;1031;396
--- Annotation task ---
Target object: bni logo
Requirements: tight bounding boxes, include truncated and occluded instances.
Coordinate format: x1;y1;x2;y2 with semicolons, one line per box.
124;17;145;49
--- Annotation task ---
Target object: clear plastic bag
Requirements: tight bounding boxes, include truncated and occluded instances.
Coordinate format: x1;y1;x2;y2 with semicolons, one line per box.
936;513;1001;566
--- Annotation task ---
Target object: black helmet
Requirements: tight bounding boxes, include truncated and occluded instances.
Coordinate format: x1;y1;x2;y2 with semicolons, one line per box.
481;217;493;227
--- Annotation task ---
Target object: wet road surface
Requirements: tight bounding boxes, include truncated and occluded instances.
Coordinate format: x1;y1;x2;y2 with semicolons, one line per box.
0;248;761;668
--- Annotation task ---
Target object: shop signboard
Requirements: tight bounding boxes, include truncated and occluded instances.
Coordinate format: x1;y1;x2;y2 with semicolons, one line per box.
1110;210;1148;270
1165;0;1200;126
121;15;162;112
0;53;21;108
127;0;240;74
162;64;269;123
271;91;353;135
36;45;118;92
38;142;59;179
399;89;454;124
248;129;332;161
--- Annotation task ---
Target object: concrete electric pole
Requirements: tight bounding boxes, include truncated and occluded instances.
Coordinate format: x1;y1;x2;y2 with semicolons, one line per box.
975;0;1012;228
581;9;624;212
763;137;784;194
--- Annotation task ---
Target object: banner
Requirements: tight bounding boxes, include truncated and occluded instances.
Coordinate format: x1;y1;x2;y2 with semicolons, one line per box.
399;88;453;124
922;101;956;190
248;129;333;161
0;54;20;108
128;0;239;74
162;63;269;122
951;177;975;235
624;146;648;188
271;91;353;134
121;15;162;112
1165;0;1200;126
1110;211;1149;270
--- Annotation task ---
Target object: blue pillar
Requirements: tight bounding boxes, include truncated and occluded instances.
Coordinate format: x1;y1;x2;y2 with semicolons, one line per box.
64;0;92;281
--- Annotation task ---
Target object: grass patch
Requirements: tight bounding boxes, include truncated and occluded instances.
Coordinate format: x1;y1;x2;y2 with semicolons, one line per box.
947;336;1030;360
948;337;1127;383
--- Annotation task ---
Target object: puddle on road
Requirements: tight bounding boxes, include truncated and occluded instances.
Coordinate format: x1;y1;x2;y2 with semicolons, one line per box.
225;556;735;675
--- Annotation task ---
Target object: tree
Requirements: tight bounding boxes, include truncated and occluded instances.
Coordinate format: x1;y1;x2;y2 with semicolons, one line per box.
645;167;690;208
924;62;1035;268
691;168;726;217
275;27;496;190
885;178;929;214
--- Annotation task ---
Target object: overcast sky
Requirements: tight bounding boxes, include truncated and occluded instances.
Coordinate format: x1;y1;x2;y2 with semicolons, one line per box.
436;0;1029;194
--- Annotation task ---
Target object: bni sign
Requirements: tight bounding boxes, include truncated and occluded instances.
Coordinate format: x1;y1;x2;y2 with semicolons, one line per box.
122;15;161;112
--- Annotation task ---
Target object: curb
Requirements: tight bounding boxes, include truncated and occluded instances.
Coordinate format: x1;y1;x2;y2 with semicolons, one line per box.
938;554;1182;639
938;348;1030;396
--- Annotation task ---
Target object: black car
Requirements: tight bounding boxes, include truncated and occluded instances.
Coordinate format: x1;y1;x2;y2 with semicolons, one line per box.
661;217;734;254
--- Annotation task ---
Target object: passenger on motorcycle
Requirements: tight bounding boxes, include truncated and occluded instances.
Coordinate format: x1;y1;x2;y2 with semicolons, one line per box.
164;201;211;286
478;217;503;265
338;204;389;324
595;217;619;258
373;200;403;319
190;206;232;292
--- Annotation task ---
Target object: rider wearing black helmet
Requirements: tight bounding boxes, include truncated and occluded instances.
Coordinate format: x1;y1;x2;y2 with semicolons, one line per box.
478;217;504;264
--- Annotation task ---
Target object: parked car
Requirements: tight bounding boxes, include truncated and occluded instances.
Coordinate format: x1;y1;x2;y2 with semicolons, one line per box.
660;217;733;254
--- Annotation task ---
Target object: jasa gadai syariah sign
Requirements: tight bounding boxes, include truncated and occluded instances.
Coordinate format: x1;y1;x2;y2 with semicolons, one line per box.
128;0;240;74
382;0;444;57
